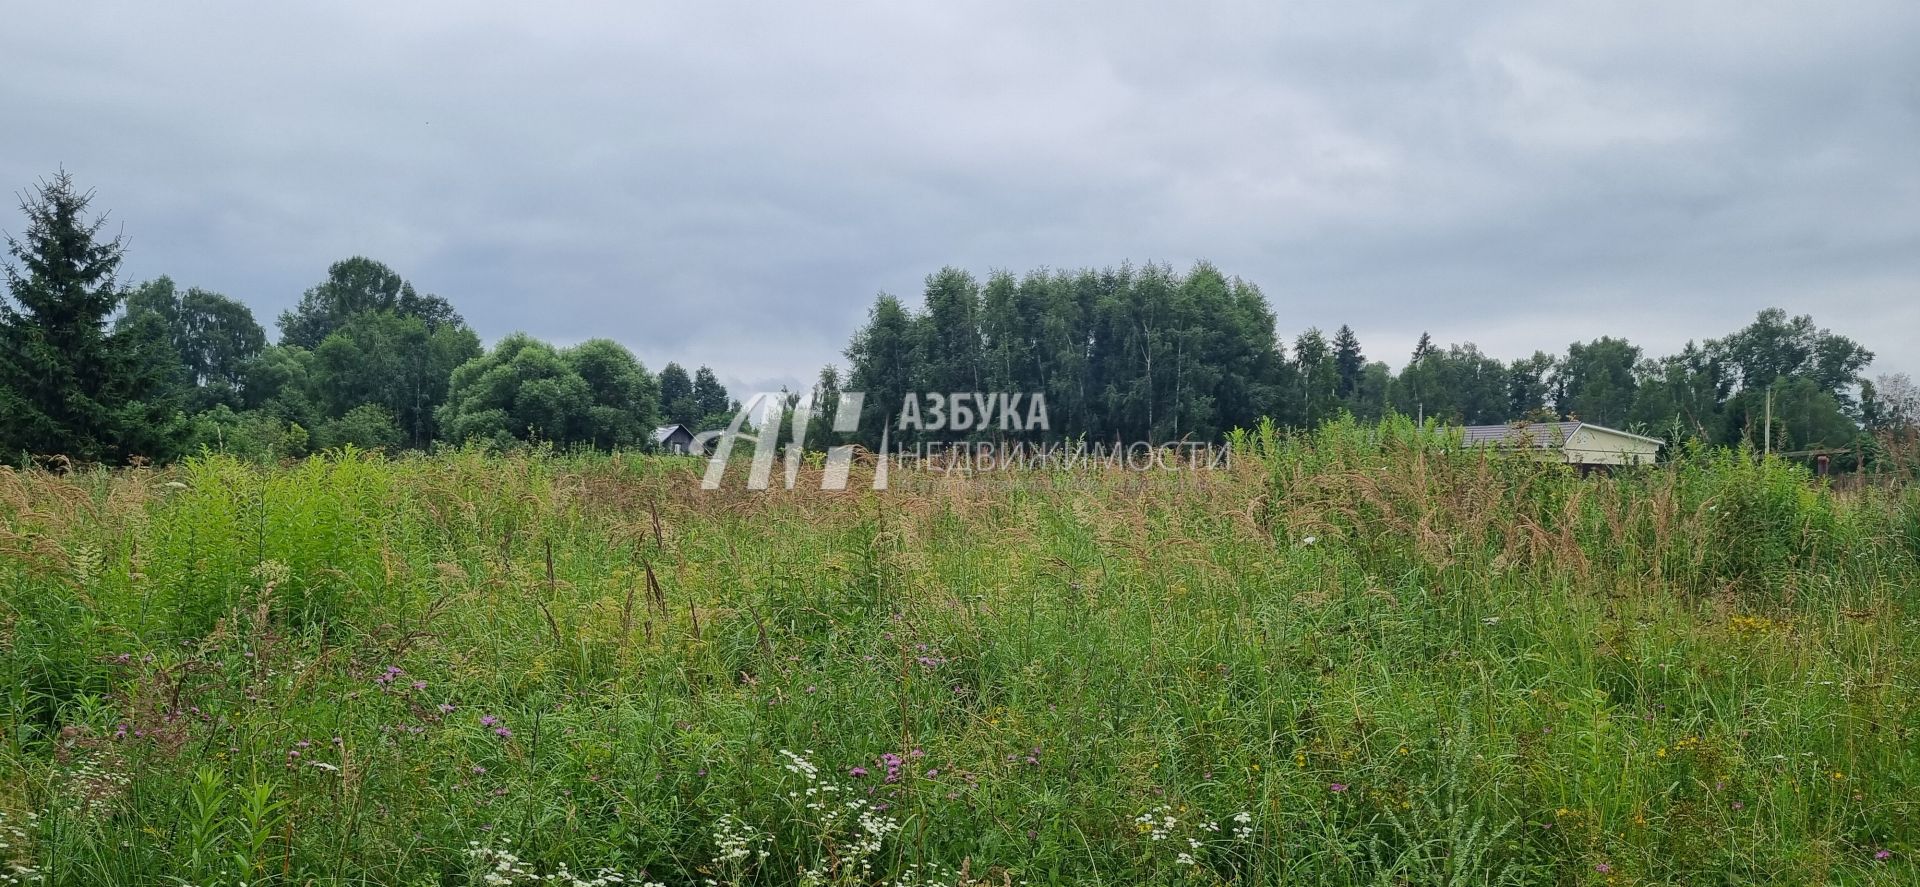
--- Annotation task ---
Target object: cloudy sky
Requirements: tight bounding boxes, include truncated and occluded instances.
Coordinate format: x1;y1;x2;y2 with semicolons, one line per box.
5;1;1917;391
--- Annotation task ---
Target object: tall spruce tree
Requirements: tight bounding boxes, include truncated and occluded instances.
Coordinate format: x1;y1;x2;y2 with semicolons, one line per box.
1;172;178;462
1331;325;1364;399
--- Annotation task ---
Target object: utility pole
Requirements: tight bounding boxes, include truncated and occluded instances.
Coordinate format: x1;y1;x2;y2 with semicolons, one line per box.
1763;386;1772;456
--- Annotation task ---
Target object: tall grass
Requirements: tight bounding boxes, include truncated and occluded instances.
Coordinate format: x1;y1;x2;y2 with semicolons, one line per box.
1;424;1916;884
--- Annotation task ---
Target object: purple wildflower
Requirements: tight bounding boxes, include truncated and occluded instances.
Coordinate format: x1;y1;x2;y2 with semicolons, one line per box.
1876;850;1893;861
494;727;513;739
1329;783;1348;793
1595;863;1612;874
480;715;499;727
849;766;869;778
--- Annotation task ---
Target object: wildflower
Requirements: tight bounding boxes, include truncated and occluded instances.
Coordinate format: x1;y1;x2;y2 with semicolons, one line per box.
1329;783;1348;793
439;703;456;714
411;680;427;691
480;715;500;727
1595;863;1612;874
494;727;513;739
849;766;869;778
1876;849;1893;861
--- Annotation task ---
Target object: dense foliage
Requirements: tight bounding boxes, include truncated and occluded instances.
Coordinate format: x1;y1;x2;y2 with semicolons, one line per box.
841;267;1895;459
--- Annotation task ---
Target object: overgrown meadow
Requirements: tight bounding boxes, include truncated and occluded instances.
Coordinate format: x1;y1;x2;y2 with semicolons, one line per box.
2;419;1918;885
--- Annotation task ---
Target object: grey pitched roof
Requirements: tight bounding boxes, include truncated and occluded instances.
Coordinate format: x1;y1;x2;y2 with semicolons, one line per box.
1460;421;1666;448
1460;421;1583;448
651;424;691;444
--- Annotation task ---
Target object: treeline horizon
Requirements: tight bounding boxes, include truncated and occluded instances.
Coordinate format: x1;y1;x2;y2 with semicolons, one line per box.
837;269;1912;463
3;171;1916;467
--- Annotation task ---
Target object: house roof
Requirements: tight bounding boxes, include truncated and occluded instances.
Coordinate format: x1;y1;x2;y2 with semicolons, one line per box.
1460;421;1664;448
651;424;692;444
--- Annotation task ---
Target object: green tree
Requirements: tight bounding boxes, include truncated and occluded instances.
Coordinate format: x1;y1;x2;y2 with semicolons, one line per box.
657;362;695;426
807;364;845;447
181;403;309;460
1709;309;1873;410
1293;328;1339;429
1349;362;1392;421
1554;337;1641;426
1331;325;1364;400
1411;332;1434;362
1628;345;1728;443
916;267;985;396
312;404;404;452
119;277;266;411
309;311;480;447
439;334;655;449
240;345;319;422
845;294;919;447
562;338;659;448
1722;377;1856;451
1506;352;1556;420
278;257;463;349
690;366;732;428
0;171;180;462
1391;342;1506;424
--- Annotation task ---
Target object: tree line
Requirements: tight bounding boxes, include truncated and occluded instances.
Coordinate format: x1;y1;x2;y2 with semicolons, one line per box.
3;172;1914;466
0;172;735;463
834;265;1912;460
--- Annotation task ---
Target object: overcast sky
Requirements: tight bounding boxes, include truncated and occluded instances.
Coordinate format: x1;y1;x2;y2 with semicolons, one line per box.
5;1;1917;392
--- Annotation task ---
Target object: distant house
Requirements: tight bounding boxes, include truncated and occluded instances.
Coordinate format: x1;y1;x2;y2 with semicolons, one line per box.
1461;421;1661;470
652;424;696;454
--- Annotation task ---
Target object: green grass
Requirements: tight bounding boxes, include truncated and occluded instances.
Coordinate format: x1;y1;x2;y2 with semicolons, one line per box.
2;420;1917;885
